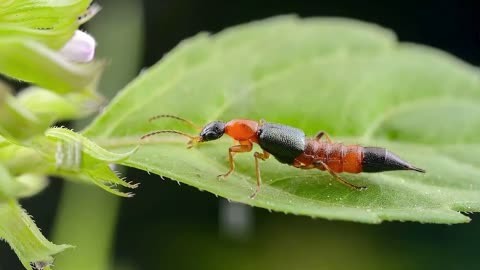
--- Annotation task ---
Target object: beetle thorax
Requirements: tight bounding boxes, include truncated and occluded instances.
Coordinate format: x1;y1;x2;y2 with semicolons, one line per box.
224;119;259;141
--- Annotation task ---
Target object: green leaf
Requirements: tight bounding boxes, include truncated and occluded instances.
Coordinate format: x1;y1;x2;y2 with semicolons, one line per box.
0;0;93;48
0;83;46;141
0;1;102;92
0;84;102;142
0;164;47;199
0;200;71;270
0;39;104;94
0;127;137;197
12;174;49;198
17;87;104;125
43;127;138;197
84;16;480;223
0;166;70;269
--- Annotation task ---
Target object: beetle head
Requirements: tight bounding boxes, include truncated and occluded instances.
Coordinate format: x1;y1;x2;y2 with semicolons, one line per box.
199;121;225;142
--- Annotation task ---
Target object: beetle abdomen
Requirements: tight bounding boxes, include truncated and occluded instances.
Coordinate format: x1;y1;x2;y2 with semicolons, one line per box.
257;123;306;164
294;140;363;173
294;140;425;174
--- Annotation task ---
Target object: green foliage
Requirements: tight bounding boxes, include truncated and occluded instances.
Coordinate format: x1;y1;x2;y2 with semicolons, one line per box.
0;1;129;269
0;163;69;270
0;0;92;48
0;0;101;90
84;16;480;224
0;198;71;270
44;127;138;197
1;8;480;269
0;40;104;93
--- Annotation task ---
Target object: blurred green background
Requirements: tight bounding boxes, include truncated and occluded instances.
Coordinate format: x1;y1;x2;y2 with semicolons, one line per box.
1;0;480;269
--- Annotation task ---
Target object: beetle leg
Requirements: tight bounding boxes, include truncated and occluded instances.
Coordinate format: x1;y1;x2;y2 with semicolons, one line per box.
217;141;252;179
230;139;240;159
250;150;270;198
313;160;367;190
314;131;333;143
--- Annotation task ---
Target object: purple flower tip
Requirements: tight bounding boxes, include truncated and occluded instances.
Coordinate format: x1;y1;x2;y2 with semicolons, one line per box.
60;30;96;63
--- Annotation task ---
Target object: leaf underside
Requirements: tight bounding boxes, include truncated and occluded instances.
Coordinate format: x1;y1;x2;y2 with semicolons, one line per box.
84;16;480;224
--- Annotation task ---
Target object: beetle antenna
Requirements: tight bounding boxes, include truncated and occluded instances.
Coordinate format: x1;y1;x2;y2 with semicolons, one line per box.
140;130;201;148
148;114;201;130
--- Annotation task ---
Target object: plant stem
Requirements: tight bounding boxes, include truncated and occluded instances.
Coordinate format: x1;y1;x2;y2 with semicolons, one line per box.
51;184;120;270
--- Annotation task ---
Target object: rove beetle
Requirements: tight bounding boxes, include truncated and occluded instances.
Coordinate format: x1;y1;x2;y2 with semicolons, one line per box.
141;115;425;198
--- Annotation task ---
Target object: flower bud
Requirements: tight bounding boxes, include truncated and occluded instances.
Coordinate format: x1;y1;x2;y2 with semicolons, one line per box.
59;30;96;63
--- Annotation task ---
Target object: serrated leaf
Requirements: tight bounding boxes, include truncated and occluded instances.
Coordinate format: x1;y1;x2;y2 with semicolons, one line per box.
46;127;138;162
0;167;70;270
0;200;71;270
43;127;138;196
84;16;480;223
0;127;137;197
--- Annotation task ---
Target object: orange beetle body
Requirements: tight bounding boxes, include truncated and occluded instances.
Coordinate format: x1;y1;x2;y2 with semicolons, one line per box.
224;119;259;142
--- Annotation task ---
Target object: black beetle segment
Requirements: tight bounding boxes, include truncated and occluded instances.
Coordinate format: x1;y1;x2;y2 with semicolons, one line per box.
200;121;225;141
257;123;306;164
362;147;426;173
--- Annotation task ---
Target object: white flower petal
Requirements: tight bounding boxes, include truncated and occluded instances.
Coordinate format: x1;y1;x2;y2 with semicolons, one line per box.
59;30;96;63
